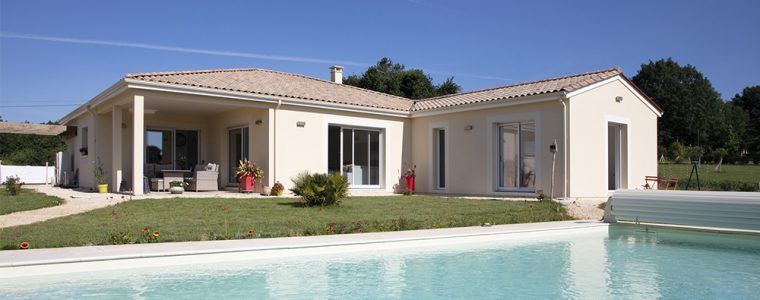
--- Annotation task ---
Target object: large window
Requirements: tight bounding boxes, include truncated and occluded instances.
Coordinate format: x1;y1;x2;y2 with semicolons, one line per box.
146;129;199;171
80;127;89;156
498;122;535;191
328;125;381;187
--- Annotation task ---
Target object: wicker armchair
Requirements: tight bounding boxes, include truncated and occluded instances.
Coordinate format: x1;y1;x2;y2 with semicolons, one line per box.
186;163;219;192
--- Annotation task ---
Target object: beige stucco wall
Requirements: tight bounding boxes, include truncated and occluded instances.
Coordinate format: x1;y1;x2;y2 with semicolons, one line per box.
63;79;657;198
66;114;96;190
410;99;566;197
273;105;410;193
206;108;270;188
567;79;659;197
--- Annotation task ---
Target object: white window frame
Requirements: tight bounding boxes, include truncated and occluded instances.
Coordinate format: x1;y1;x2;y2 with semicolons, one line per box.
80;126;89;157
496;122;536;192
328;124;383;189
428;121;449;192
486;112;542;194
603;115;631;192
226;125;249;186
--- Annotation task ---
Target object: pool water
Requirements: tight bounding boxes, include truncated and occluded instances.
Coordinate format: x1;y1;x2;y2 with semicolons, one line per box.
2;224;760;299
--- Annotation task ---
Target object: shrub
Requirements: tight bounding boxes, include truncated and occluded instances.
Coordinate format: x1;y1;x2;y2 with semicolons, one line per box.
271;181;285;196
3;175;22;196
290;172;349;206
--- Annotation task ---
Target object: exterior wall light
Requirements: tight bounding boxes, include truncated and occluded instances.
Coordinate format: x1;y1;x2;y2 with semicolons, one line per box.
297;121;306;127
464;125;473;131
615;96;623;102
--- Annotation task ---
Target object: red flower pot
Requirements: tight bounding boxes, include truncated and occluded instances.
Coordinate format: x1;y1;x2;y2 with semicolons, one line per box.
241;175;255;191
405;176;415;192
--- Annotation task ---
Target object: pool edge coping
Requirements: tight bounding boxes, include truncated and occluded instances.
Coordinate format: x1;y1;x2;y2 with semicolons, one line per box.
1;220;607;269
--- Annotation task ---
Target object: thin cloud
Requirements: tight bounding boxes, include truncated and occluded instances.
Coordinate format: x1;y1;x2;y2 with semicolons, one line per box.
0;32;369;67
0;32;509;81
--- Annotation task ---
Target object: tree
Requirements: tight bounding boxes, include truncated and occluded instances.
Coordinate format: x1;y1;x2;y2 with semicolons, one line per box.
730;86;760;163
713;148;728;172
344;57;461;99
684;145;704;164
720;103;750;163
632;59;725;151
0;121;66;166
668;141;685;163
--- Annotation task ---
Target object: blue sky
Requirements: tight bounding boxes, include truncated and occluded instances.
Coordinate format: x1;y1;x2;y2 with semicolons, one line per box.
1;0;759;123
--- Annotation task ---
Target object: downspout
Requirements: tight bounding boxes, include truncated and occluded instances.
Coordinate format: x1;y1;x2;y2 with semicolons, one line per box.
273;99;282;184
559;95;569;200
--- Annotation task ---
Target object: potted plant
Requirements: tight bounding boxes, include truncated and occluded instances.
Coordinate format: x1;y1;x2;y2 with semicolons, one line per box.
236;159;264;192
271;181;284;196
169;180;188;194
402;164;416;194
93;158;108;193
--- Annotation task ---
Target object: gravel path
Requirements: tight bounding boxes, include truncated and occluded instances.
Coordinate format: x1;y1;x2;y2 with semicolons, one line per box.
0;186;129;228
559;197;608;220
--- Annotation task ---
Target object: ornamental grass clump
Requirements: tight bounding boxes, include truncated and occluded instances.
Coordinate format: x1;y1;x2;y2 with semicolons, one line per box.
290;172;348;206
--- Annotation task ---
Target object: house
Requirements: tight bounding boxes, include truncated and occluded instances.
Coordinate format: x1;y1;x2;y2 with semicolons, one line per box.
58;66;662;198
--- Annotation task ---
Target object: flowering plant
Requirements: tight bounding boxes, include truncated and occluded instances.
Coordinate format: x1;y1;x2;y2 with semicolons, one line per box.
236;159;264;180
271;181;285;196
403;163;416;178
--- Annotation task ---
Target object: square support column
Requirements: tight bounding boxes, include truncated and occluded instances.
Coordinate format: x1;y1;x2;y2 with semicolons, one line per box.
112;106;123;192
132;95;145;195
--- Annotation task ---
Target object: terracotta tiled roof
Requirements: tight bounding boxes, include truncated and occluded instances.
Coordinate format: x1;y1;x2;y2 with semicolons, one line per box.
124;67;658;115
412;67;624;111
125;68;415;111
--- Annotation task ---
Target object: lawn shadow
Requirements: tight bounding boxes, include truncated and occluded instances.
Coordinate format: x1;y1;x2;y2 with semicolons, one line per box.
276;201;306;208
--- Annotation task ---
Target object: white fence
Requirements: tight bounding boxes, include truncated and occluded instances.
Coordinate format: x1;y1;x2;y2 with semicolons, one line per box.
0;164;56;185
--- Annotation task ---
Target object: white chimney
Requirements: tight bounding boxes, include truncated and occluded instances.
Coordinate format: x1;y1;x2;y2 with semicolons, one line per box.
330;65;343;84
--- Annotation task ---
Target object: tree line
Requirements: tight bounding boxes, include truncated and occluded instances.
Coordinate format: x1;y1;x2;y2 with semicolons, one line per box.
631;58;759;164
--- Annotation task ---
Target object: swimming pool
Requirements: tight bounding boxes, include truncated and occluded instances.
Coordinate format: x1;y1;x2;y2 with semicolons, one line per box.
2;223;759;299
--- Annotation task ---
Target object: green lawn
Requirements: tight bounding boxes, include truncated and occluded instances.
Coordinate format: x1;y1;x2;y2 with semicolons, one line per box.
0;188;63;215
658;163;760;191
0;196;571;249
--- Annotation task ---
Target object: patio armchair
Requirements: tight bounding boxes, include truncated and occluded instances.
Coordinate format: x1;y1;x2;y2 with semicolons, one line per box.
186;163;220;192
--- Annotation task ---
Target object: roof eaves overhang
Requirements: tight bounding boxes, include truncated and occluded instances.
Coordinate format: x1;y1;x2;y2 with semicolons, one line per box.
58;79;129;124
409;92;566;118
124;79;412;118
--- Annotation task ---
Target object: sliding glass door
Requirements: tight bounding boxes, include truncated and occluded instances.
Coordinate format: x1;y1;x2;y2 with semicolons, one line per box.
328;125;381;187
228;127;249;185
498;122;535;191
146;129;199;176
